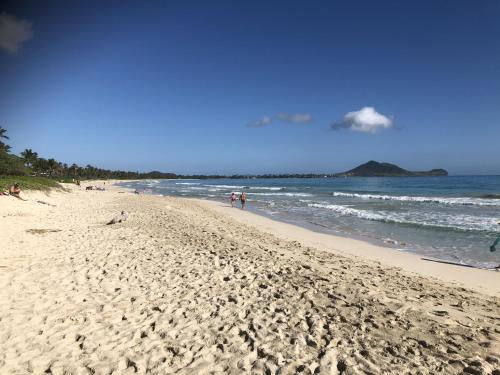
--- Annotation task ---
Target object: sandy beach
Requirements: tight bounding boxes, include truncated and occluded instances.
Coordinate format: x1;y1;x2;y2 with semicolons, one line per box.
0;182;499;374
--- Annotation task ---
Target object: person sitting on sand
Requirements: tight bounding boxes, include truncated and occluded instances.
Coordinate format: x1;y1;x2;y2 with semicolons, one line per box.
8;183;23;199
230;192;237;207
240;192;247;210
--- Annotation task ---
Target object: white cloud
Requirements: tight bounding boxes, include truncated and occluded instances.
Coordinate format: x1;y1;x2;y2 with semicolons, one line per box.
247;116;272;127
0;12;33;54
277;113;314;124
331;107;393;134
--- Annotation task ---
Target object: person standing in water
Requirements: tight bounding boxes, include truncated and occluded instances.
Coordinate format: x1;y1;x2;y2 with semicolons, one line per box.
230;192;237;207
240;192;247;209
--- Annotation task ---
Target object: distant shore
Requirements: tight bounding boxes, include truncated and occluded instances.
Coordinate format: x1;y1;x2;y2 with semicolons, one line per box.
0;181;498;373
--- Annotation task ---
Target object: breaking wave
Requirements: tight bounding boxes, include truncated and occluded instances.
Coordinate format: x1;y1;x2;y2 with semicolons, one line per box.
308;203;500;232
203;184;284;191
249;192;312;197
332;192;500;206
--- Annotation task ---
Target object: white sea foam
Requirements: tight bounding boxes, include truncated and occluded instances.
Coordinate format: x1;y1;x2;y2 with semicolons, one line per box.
308;203;500;232
308;203;385;220
332;192;500;206
176;182;201;185
252;186;284;191
201;184;284;191
207;184;248;189
249;192;313;197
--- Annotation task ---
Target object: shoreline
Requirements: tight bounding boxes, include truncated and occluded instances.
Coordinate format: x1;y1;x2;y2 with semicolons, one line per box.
116;178;500;271
1;182;499;373
193;198;500;297
51;180;500;295
117;177;500;296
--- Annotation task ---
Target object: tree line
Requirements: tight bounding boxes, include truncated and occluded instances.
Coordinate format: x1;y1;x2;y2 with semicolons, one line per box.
1;126;338;180
0;127;178;180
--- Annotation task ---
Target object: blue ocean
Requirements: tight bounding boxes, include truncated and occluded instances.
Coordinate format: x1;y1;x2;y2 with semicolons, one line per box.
120;176;500;269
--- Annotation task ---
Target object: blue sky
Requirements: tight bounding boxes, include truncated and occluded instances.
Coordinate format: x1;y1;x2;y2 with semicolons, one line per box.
0;1;499;175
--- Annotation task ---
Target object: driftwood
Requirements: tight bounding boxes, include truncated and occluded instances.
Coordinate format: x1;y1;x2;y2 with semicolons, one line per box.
107;210;129;225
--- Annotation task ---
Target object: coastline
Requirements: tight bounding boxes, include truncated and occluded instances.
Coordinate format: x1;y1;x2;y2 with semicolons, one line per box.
193;198;500;297
119;176;500;271
0;181;499;373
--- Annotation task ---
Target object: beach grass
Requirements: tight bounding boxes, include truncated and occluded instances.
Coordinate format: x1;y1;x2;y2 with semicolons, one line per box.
0;175;63;191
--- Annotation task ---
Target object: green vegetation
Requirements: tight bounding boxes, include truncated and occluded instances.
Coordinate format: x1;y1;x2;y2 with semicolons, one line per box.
4;127;448;186
0;127;10;152
0;126;179;184
0;175;62;191
0;152;28;175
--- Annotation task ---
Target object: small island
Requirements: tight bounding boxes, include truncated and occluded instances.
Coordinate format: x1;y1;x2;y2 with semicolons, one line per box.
336;160;448;177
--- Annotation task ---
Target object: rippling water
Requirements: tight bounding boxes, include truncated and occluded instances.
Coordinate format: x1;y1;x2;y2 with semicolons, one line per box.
120;176;500;268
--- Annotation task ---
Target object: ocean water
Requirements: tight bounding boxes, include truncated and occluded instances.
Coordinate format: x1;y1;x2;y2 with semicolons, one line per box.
120;176;500;269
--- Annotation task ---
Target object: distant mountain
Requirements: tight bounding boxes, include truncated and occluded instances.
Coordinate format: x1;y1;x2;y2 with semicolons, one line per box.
338;161;448;177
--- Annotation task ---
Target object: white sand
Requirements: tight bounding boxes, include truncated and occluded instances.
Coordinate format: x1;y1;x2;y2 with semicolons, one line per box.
196;199;500;297
0;182;499;374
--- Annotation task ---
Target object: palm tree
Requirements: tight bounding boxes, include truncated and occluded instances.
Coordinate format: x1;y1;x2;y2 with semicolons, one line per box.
0;127;9;140
47;158;57;177
33;158;49;175
56;162;64;176
0;126;10;152
20;148;38;168
71;163;78;178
